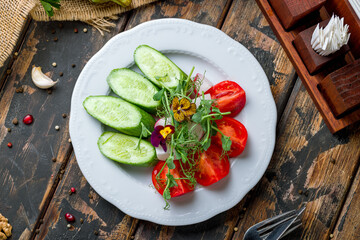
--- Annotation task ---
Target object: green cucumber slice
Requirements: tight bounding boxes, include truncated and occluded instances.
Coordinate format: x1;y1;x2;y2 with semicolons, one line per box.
134;45;187;89
83;96;155;136
98;132;156;166
107;68;161;113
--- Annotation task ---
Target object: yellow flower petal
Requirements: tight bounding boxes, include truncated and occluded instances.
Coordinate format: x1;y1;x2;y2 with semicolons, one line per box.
172;97;179;110
184;103;196;117
174;110;185;122
179;98;191;110
160;126;173;138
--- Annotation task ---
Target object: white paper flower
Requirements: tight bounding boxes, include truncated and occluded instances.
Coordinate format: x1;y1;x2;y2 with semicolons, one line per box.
311;15;350;56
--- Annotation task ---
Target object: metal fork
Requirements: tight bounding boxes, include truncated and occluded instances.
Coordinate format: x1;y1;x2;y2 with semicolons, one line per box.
243;207;305;240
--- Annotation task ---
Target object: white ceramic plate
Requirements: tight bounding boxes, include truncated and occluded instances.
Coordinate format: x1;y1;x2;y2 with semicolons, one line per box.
70;19;277;226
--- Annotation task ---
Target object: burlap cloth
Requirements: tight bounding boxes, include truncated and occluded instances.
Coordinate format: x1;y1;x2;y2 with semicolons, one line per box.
0;0;158;67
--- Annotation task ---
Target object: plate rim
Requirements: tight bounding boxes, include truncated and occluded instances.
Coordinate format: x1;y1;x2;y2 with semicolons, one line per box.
70;18;277;226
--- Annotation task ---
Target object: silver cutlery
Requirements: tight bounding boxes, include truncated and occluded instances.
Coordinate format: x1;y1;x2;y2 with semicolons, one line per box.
243;206;305;240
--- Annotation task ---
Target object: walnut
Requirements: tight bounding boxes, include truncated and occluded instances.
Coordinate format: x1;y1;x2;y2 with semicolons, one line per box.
0;214;12;239
0;232;7;240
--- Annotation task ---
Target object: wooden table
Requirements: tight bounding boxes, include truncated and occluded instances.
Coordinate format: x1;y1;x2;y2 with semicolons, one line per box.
1;1;359;239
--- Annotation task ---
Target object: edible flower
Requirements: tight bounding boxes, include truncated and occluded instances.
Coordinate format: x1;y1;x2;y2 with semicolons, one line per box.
172;97;196;122
151;125;175;151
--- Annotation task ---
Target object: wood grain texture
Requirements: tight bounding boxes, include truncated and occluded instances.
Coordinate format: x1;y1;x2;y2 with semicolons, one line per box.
29;17;130;239
36;154;138;240
332;164;360;240
232;80;360;240
0;17;127;239
127;0;231;28
0;22;72;239
0;18;32;93
256;0;360;133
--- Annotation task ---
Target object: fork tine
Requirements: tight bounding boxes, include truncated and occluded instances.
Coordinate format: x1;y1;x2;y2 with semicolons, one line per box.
265;207;305;240
255;207;302;230
261;219;301;239
242;207;305;240
258;214;298;235
253;210;297;229
280;220;302;239
258;207;305;235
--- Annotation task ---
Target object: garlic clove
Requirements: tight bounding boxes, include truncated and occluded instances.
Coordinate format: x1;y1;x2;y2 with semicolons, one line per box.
31;65;58;89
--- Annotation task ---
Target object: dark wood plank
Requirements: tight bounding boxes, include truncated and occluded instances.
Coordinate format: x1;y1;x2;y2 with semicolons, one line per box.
32;16;130;239
128;0;231;28
332;165;360;239
0;16;128;239
133;0;298;239
0;18;32;92
232;79;360;240
36;154;138;240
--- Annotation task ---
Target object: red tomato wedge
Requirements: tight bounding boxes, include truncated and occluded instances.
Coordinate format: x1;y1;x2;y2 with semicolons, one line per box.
194;145;230;186
205;80;246;117
152;160;194;197
212;117;248;158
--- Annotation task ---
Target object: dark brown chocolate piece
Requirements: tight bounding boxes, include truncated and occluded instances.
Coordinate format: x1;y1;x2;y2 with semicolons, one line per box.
319;59;360;118
269;0;326;29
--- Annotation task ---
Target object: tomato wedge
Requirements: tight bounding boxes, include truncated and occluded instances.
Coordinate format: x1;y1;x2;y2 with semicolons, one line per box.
212;116;247;158
194;145;230;186
205;80;246;117
152;160;194;197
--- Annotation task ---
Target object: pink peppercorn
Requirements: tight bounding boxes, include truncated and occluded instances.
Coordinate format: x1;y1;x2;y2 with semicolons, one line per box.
65;213;75;222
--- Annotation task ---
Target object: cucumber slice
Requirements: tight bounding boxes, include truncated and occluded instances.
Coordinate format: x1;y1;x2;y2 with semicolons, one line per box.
98;132;157;166
107;68;161;113
83;96;155;136
134;45;187;89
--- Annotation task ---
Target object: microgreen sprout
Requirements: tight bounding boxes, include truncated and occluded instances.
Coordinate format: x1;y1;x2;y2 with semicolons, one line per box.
151;67;232;208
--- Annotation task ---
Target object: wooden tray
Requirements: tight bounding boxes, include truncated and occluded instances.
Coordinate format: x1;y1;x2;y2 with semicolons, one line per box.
256;0;360;133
